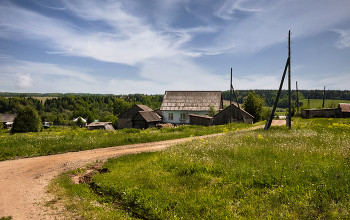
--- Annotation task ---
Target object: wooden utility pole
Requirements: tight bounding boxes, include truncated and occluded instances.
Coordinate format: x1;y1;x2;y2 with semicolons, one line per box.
296;81;299;115
230;68;233;123
287;30;291;129
322;86;326;108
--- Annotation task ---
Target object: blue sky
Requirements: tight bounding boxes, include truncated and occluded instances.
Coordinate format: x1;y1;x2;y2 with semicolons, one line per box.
0;0;349;94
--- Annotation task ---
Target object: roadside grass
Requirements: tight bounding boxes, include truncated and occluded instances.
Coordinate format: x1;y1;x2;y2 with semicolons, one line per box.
300;99;350;109
51;118;350;219
0;123;253;161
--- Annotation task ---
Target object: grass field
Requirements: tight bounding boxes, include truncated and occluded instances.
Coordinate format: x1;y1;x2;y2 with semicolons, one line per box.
50;118;350;219
300;99;350;109
0;123;255;161
32;97;58;103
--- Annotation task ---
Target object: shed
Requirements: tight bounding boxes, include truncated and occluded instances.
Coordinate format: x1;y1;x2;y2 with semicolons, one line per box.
0;114;16;128
86;122;115;131
132;111;162;129
339;103;350;117
213;103;254;125
160;91;223;125
301;108;342;118
118;105;154;129
189;114;213;126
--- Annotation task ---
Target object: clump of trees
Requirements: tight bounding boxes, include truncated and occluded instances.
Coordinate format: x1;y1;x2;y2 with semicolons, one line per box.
11;106;42;133
243;92;271;123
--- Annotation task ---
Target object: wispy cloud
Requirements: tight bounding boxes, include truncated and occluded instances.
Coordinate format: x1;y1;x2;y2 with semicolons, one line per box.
334;29;350;49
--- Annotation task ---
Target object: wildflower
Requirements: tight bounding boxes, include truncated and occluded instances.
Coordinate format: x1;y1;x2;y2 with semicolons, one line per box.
258;134;263;139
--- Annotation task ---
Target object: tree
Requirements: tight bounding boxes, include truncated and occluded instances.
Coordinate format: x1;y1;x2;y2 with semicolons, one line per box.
0;115;3;130
208;104;217;117
11;106;42;133
113;99;132;116
243;92;265;123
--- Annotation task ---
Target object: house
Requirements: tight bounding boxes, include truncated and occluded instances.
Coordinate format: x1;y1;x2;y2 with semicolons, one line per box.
118;105;154;129
339;103;350;117
0;114;16;129
213;103;254;125
160;91;223;125
86;122;115;131
189;114;213;126
132;111;162;129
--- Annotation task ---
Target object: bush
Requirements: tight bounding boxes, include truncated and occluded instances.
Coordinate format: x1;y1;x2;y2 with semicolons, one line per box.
243;92;265;123
11;106;42;133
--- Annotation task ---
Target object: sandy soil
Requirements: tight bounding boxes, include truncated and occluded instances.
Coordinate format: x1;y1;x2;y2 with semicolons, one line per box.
0;120;286;219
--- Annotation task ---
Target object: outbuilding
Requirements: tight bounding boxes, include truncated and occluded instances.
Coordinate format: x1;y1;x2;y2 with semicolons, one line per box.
86;122;115;131
0;113;16;129
213;103;254;125
132;111;162;129
118;105;154;129
189;114;213;126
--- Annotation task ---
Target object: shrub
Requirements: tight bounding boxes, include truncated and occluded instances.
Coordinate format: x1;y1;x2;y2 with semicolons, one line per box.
243;92;265;123
11;106;42;133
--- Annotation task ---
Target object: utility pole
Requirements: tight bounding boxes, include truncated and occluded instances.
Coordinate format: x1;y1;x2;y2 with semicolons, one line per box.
322;86;326;108
230;68;233;123
296;81;299;116
287;30;291;129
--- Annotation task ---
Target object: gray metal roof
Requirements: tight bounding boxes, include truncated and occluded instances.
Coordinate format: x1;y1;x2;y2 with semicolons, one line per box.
160;91;223;111
0;114;16;123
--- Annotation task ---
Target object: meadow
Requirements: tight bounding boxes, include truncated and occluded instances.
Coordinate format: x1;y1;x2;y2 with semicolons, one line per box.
300;99;350;109
0;123;253;161
50;118;350;219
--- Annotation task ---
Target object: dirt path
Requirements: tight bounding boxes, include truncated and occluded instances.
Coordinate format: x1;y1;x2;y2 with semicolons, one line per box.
0;120;286;219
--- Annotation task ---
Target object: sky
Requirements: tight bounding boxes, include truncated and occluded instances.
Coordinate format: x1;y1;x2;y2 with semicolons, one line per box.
0;0;349;95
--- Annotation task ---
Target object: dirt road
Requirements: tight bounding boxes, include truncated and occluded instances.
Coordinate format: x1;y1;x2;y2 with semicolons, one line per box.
0;121;286;219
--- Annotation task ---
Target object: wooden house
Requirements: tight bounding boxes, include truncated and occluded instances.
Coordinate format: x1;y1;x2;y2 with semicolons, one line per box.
0;114;16;129
118;105;154;129
132;111;162;129
213;103;254;125
160;91;223;125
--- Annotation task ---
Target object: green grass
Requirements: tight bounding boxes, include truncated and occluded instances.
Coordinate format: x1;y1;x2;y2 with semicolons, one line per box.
300;99;350;109
0;123;253;161
52;118;350;219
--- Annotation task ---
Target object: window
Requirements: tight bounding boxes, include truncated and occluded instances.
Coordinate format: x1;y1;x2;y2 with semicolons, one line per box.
168;113;173;120
180;113;186;120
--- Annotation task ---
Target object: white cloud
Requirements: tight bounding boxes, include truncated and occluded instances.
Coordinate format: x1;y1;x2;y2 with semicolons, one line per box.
334;29;350;49
15;73;34;89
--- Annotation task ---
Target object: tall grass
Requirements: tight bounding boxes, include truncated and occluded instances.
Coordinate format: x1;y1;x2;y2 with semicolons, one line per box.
54;118;350;219
0;123;252;161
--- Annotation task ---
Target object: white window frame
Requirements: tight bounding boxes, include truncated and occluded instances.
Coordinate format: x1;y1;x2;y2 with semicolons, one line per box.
180;113;186;120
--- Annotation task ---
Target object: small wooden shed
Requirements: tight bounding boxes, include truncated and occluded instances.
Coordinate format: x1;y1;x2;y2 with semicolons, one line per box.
132;111;162;129
339;103;350;117
86;122;115;131
301;108;342;118
213;103;254;125
118;105;154;129
189;114;213;126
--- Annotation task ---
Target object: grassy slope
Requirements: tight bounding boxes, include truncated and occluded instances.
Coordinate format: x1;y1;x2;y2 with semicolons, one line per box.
300;99;350;109
0;123;253;161
52;118;350;219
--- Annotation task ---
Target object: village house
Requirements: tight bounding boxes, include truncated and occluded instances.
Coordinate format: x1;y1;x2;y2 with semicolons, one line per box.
160;91;223;125
0;113;16;129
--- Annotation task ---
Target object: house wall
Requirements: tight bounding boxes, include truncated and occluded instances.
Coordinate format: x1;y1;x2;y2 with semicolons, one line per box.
118;118;132;129
213;105;253;125
162;110;209;125
189;115;213;126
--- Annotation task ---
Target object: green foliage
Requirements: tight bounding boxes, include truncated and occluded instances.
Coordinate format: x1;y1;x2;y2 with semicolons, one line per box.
0;216;12;220
113;99;132;116
0;115;3;131
243;91;265;123
76;117;84;124
55;118;350;219
208;104;217;117
11;106;42;133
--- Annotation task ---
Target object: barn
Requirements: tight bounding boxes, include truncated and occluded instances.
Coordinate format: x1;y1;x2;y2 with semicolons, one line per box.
118;105;154;129
132;111;162;129
160;91;223;125
339;103;350;117
213;103;254;125
189;114;213;126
